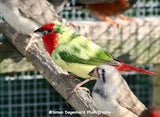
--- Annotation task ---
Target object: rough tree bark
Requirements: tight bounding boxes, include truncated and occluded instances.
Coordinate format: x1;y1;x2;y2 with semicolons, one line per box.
0;23;100;117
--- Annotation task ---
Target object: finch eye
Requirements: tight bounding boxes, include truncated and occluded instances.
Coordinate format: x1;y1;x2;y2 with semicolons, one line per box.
98;69;105;82
42;29;53;34
47;29;53;33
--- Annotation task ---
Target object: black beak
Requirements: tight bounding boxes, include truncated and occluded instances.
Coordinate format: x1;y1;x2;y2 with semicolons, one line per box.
34;27;44;34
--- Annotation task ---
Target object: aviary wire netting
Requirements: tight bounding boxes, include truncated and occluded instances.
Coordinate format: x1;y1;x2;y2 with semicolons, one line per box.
0;0;158;116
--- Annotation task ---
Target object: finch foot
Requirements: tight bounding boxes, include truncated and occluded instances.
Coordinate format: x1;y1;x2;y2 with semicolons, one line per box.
103;16;121;26
116;14;135;21
25;34;37;53
66;21;75;29
92;11;121;26
66;78;93;101
66;21;80;32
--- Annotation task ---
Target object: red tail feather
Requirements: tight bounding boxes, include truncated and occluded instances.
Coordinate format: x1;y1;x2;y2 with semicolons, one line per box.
114;62;158;75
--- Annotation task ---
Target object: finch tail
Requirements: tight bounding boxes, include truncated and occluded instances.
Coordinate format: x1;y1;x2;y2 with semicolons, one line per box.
114;62;158;75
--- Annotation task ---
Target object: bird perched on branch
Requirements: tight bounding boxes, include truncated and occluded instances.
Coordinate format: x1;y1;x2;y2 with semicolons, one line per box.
0;0;62;50
34;22;158;90
89;65;147;117
75;0;137;25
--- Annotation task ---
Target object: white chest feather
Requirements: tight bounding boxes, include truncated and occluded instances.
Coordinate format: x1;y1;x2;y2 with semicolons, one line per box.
92;92;137;117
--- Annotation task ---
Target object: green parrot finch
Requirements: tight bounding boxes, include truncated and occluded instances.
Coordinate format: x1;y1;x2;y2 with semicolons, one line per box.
34;22;158;78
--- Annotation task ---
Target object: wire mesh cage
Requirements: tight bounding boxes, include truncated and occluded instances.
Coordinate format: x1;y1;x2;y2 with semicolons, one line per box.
0;0;159;116
59;0;160;21
0;72;73;117
0;66;153;117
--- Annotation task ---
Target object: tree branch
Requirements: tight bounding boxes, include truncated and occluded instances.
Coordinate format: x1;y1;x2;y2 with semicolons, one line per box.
1;18;160;73
0;23;99;117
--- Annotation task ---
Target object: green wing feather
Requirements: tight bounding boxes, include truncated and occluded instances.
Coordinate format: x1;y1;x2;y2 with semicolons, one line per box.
58;51;107;65
52;24;114;65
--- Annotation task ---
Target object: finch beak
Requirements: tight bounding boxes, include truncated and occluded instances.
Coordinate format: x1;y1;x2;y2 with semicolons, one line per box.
34;28;44;34
88;68;98;77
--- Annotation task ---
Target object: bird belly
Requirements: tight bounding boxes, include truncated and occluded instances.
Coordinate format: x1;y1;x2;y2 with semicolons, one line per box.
92;92;115;116
92;92;137;117
53;58;95;78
